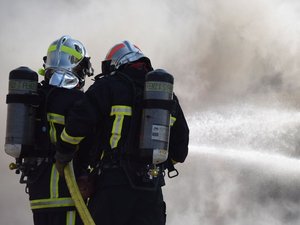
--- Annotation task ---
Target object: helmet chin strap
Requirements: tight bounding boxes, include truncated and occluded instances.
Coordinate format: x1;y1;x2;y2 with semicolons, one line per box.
77;78;85;89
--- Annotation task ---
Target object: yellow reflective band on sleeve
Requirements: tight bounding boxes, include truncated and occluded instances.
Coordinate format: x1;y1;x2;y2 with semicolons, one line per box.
47;113;65;144
50;164;59;198
61;128;85;145
66;210;76;225
170;116;176;126
30;197;75;210
110;105;132;149
47;113;65;125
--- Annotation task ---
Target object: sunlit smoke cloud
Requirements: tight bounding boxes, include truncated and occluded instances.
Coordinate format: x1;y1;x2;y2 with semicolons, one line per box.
2;0;300;112
165;147;300;225
160;0;300;111
2;0;300;225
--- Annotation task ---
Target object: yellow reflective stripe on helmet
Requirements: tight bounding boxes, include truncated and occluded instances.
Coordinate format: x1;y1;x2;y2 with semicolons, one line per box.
30;197;75;210
110;105;132;149
48;44;82;60
47;113;65;144
61;45;83;60
61;128;85;145
170;116;176;126
50;164;59;198
66;211;76;225
48;44;57;52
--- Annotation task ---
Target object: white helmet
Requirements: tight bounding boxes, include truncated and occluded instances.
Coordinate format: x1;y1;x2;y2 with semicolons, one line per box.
45;35;93;89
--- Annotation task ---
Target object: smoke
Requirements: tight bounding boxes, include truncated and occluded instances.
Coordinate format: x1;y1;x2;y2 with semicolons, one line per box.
176;0;300;110
165;147;300;225
2;0;300;110
2;0;300;224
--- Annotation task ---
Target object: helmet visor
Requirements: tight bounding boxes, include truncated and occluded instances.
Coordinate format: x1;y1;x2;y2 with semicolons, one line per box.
49;69;79;89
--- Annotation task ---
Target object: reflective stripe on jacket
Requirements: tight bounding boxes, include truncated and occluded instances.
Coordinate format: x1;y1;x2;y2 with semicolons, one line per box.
28;85;88;212
59;69;189;163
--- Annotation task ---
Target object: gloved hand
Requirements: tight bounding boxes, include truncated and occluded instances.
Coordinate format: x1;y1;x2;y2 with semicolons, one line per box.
55;147;74;177
77;175;96;200
55;160;68;177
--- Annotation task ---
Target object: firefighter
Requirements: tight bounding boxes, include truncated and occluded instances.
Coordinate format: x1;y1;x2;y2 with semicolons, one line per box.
55;40;189;225
27;35;94;225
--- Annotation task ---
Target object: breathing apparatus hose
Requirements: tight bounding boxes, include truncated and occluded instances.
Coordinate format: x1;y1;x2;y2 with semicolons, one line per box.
64;162;96;225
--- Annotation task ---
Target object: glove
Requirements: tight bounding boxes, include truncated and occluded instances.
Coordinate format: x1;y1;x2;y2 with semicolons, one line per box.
54;149;74;177
55;160;68;177
77;175;96;200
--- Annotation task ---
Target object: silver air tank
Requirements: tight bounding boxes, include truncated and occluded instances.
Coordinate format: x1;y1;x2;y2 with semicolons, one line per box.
139;69;174;164
5;67;38;158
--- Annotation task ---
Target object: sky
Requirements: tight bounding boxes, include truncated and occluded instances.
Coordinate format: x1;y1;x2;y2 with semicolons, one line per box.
2;0;300;224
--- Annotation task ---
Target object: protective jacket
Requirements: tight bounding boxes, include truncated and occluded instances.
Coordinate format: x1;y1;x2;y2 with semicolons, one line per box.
57;66;189;169
27;82;90;220
56;65;189;225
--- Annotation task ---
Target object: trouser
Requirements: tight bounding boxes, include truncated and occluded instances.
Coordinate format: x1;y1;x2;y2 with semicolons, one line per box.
32;210;83;225
88;184;166;225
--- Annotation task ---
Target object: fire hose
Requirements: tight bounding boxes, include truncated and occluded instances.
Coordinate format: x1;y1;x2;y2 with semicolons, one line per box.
64;162;95;225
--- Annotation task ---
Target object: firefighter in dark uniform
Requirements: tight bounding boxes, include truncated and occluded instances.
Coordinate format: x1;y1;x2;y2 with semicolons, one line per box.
55;40;189;225
27;35;94;225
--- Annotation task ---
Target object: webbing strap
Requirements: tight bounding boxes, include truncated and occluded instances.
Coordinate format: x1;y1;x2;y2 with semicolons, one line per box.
6;94;40;104
143;99;174;111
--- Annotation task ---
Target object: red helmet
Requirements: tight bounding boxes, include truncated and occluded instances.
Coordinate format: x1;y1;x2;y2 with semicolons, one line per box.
102;40;149;73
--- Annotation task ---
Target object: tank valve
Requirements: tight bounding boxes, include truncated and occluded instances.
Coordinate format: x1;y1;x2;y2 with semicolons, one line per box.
148;166;160;178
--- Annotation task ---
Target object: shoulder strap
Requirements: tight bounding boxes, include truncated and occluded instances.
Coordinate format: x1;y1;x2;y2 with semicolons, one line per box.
116;72;144;158
35;82;57;157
